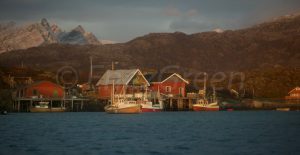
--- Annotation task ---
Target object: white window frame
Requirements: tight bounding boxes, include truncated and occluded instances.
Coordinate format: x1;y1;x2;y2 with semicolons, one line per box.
179;87;184;95
165;86;171;92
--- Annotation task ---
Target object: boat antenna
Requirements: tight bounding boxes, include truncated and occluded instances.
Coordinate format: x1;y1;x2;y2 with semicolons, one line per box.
89;56;93;84
203;72;207;100
112;80;115;105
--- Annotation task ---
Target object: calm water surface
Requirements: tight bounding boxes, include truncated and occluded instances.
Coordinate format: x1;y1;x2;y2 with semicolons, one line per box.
1;112;300;155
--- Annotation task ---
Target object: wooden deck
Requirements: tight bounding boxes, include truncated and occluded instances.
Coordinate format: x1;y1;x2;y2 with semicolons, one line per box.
13;97;90;112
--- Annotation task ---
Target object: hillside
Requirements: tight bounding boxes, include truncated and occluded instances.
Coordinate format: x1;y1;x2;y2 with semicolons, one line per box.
0;14;300;97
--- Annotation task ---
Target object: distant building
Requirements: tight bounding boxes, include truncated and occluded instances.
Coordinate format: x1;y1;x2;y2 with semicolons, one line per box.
96;69;150;99
145;73;189;97
14;81;64;99
285;87;300;100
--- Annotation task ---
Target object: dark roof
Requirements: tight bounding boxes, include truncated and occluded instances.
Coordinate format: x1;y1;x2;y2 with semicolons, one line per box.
144;72;174;82
144;72;188;84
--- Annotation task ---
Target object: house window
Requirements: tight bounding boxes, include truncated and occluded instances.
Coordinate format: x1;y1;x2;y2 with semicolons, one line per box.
179;87;184;96
165;86;171;92
53;90;58;98
33;89;38;96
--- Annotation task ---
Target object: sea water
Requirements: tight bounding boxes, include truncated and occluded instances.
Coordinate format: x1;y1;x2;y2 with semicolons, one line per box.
1;112;300;155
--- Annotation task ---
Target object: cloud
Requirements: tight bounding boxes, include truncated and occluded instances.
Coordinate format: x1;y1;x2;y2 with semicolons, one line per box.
169;18;214;33
1;0;300;41
186;9;199;17
163;6;182;17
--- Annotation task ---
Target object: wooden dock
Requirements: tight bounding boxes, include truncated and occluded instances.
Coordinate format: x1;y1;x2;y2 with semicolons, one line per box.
163;97;199;111
13;97;90;112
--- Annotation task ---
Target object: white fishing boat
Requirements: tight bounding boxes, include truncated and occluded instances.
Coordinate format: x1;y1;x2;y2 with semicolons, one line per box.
104;81;142;114
193;73;219;111
140;87;163;112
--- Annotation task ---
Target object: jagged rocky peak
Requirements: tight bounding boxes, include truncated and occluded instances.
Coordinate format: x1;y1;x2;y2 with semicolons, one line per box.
73;25;85;33
41;18;50;29
51;24;62;34
0;21;16;30
0;19;103;53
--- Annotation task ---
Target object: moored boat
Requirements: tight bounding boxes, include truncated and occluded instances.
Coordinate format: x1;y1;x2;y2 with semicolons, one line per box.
104;80;142;114
276;108;290;111
193;100;219;111
104;100;142;114
141;100;163;112
30;101;66;112
193;75;219;111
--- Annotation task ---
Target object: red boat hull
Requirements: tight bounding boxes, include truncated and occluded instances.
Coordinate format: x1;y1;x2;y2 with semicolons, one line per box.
193;106;219;111
141;108;162;112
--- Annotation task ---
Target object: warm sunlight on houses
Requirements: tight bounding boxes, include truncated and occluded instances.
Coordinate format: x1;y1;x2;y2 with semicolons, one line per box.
285;87;300;100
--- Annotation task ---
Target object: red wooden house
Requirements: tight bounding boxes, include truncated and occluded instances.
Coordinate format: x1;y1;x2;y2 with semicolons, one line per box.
15;81;64;99
96;69;150;99
285;87;300;100
145;73;189;97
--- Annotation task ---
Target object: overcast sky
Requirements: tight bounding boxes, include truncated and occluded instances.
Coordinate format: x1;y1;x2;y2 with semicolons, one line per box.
0;0;299;42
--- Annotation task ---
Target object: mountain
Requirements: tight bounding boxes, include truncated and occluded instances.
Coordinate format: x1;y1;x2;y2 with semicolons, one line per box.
0;18;101;53
99;40;117;45
59;25;100;45
0;14;300;97
0;18;58;53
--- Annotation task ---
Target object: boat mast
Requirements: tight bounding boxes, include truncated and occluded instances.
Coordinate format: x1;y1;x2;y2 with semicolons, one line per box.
89;56;93;84
112;80;115;105
213;86;216;102
203;72;207;100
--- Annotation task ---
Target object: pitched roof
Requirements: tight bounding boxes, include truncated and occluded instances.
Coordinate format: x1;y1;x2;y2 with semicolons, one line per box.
288;87;300;94
145;72;189;84
16;81;63;90
96;69;150;86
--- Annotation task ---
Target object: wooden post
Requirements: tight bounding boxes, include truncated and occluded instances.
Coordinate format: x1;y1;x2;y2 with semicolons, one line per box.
71;99;74;111
27;101;29;112
80;100;83;110
50;100;53;111
177;99;181;110
30;100;33;110
18;100;20;112
189;99;193;110
170;99;173;110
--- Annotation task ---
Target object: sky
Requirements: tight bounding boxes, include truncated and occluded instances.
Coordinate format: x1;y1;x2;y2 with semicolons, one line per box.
0;0;300;42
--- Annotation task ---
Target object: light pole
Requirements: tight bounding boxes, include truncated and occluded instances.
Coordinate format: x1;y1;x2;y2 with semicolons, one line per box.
111;61;119;70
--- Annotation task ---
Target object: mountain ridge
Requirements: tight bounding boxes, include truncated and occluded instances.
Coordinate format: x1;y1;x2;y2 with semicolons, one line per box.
0;18;101;53
1;14;300;97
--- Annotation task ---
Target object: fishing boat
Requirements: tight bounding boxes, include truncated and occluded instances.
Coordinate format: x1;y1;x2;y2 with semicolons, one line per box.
140;88;163;112
276;108;290;111
1;110;8;115
193;73;219;111
141;100;163;112
104;81;142;114
104;99;142;114
30;101;66;112
193;99;219;111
